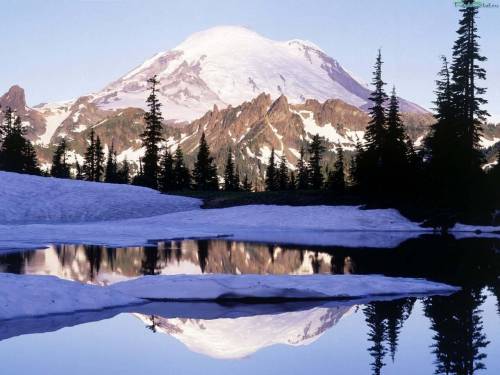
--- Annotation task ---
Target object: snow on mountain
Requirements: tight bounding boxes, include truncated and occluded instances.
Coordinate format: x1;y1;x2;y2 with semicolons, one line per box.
135;305;352;359
91;25;426;122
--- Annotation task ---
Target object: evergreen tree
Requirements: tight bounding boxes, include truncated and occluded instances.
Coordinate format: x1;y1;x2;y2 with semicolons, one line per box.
0;114;40;174
159;149;175;192
193;133;218;191
141;76;164;189
51;138;71;178
117;158;130;184
22;141;40;175
242;174;252;192
104;143;119;183
308;134;325;189
95;136;105;182
296;145;309;190
328;145;346;194
278;155;289;190
383;87;409;193
75;158;83;180
265;148;278;191
365;49;388;153
426;1;489;213
353;50;388;194
223;148;237;191
173;147;190;190
289;171;296;190
83;129;97;181
234;166;241;191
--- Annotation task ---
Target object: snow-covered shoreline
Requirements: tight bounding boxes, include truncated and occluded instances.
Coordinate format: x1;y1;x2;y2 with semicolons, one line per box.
0;171;498;251
0;273;459;322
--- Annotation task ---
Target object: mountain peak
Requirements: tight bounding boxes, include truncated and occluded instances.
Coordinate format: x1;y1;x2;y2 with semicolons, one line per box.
0;85;27;110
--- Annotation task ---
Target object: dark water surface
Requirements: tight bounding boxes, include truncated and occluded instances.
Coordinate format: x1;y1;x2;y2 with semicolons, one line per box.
0;236;499;374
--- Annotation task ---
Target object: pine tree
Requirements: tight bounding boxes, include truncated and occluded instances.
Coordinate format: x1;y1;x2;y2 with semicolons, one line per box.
278;155;289;190
173;147;191;190
366;49;388;153
94;136;105;182
22;141;40;175
105;142;119;183
308;134;325;189
265;148;278;191
289;171;296;190
83;129;97;181
0;114;40;174
75;158;83;180
383;87;409;193
353;51;388;194
234;166;241;191
141;75;164;189
117;158;130;184
159;149;175;192
296;145;309;190
329;145;346;194
223;148;237;191
242;174;252;192
193;133;218;191
426;1;489;212
51;138;71;178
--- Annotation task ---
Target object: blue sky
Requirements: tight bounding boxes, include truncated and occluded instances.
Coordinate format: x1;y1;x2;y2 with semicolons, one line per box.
2;0;499;119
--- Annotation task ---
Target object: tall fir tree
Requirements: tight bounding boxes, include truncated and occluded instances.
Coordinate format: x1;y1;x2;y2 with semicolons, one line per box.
104;142;119;183
308;134;325;189
51;138;71;178
75;158;83;180
353;50;388;195
0;113;40;174
173;147;191;190
193;133;218;190
141;76;164;189
223;148;237;191
296;145;309;190
328;145;346;194
94;136;105;182
278;155;289;190
117;158;130;184
383;87;409;193
242;174;252;192
83;129;97;181
289;171;296;190
159;149;175;192
265;148;278;191
426;1;489;213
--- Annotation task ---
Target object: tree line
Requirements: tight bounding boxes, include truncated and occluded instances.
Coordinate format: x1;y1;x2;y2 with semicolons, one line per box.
0;0;499;221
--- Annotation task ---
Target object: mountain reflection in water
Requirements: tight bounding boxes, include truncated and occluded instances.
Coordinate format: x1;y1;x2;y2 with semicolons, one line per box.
0;236;499;374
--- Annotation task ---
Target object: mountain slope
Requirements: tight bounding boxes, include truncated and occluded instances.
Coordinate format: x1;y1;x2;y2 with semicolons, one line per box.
90;26;426;123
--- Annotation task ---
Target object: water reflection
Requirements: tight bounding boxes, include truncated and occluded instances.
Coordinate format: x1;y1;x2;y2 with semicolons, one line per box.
0;237;498;373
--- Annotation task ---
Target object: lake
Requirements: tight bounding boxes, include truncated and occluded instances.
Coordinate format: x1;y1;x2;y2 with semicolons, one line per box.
0;236;499;374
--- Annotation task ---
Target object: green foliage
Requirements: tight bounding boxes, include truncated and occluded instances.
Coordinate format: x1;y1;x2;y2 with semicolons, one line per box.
0;109;40;175
308;134;325;189
265;148;279;191
140;75;164;189
51;138;71;178
173;147;191;190
193;133;218;191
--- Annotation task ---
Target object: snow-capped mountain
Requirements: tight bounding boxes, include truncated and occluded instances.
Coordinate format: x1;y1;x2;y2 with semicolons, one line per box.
135;305;353;359
91;25;426;122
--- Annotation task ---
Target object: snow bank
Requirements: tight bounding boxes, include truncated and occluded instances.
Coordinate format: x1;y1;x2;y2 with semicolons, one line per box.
0;273;458;322
0;203;498;251
0;273;141;321
111;274;459;301
0;172;201;224
0;172;497;250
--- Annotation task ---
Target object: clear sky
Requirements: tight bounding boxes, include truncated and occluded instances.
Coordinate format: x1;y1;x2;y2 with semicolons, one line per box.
2;0;499;119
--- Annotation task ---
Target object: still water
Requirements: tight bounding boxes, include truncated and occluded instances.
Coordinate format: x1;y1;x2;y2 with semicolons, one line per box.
0;236;499;374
